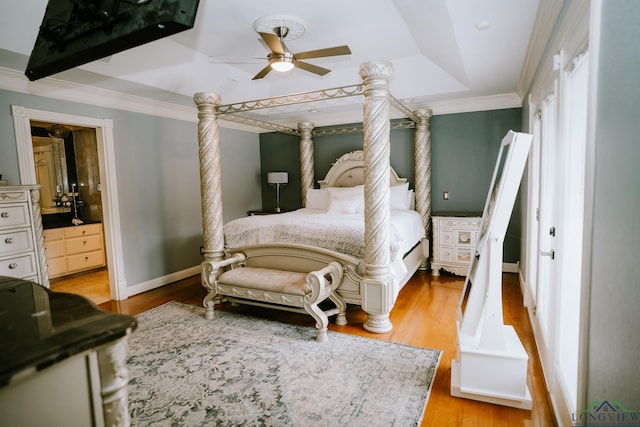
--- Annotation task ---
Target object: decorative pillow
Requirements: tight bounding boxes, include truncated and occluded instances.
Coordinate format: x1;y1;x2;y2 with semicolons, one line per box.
305;188;330;210
326;186;364;214
390;182;411;210
326;196;361;214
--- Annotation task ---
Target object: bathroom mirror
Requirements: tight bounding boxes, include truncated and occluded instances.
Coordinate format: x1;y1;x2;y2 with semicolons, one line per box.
32;136;71;214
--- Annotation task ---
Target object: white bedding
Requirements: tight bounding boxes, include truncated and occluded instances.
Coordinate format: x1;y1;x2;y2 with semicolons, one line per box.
224;208;425;283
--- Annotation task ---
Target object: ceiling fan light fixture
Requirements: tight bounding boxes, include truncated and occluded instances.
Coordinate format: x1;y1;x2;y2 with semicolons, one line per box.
269;53;295;72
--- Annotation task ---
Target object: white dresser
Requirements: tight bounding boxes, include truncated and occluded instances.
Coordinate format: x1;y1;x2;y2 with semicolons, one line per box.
431;215;482;276
0;185;49;286
43;223;105;278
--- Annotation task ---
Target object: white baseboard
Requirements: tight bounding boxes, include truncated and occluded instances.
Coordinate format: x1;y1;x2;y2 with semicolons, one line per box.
502;261;520;273
125;266;200;299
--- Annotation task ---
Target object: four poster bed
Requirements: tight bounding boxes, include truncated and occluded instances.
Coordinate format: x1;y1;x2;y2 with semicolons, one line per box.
194;60;433;334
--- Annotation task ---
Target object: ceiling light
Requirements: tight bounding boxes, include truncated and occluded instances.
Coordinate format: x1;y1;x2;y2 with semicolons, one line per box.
269;52;295;72
270;59;294;72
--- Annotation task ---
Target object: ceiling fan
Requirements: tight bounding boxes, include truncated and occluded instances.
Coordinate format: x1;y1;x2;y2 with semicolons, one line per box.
249;26;351;80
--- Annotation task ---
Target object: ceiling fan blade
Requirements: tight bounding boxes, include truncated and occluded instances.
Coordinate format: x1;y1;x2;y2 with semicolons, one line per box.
252;64;272;80
258;32;285;55
295;45;351;60
295;60;331;76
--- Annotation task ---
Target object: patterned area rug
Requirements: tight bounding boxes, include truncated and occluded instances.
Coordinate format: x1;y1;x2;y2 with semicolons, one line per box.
126;302;441;426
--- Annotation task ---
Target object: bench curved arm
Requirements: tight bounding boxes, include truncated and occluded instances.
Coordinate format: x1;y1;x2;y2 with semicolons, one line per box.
201;253;246;289
305;261;343;302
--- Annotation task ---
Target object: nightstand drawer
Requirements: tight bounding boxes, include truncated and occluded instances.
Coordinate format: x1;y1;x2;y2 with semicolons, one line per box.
439;245;455;262
0;204;30;230
67;250;105;272
0;229;33;256
439;230;454;246
455;247;473;263
455;230;476;247
0;253;37;278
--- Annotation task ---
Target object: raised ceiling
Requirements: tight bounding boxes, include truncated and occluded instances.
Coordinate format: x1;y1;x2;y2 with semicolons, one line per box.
0;0;552;128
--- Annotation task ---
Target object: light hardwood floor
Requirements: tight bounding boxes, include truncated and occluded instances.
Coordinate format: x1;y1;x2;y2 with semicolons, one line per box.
49;268;111;305
98;271;556;426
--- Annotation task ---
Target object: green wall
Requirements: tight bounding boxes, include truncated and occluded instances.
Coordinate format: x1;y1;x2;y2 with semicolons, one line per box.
259;107;523;262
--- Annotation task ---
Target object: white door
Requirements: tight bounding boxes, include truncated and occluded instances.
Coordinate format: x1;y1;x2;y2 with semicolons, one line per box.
526;50;589;425
532;69;560;378
554;50;589;414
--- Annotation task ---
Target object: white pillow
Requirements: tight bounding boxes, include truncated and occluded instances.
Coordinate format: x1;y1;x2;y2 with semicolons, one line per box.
390;182;411;210
326;196;361;214
326;186;364;214
305;188;330;210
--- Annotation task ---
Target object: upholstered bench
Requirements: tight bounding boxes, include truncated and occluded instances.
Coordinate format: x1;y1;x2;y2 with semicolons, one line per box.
201;252;347;342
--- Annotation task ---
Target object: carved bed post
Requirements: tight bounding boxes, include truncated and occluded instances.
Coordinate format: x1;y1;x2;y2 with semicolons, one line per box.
193;92;225;263
299;121;315;206
414;108;433;267
359;60;394;333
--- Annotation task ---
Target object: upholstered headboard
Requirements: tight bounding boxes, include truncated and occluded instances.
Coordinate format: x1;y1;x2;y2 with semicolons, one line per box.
317;150;407;188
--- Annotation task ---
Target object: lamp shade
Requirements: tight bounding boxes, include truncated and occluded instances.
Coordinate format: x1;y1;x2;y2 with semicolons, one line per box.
267;172;288;184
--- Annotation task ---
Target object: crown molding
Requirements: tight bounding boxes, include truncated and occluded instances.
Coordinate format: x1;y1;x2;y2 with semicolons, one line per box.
0;66;262;133
1;65;523;135
422;93;522;116
518;0;566;98
0;66;198;121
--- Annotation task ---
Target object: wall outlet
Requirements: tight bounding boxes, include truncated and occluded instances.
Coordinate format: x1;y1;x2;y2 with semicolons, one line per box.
443;191;449;200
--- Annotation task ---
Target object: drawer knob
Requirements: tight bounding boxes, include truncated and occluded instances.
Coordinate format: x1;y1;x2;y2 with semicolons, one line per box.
5;237;13;244
1;212;8;218
83;240;87;245
9;262;18;269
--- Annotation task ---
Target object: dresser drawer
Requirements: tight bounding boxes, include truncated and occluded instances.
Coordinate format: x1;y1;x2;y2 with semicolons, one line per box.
44;240;66;259
0;253;37;278
65;235;103;255
0;228;34;256
0;204;30;230
0;189;28;203
64;223;102;239
67;250;105;273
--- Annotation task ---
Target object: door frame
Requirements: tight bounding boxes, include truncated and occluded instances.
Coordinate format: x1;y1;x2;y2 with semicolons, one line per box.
12;105;127;300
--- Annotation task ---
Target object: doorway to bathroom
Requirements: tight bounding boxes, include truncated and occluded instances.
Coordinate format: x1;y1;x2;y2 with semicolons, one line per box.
12;105;126;302
30;121;110;304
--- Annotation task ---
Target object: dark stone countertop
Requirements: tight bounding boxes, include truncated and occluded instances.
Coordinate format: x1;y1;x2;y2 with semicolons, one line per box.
0;276;137;387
